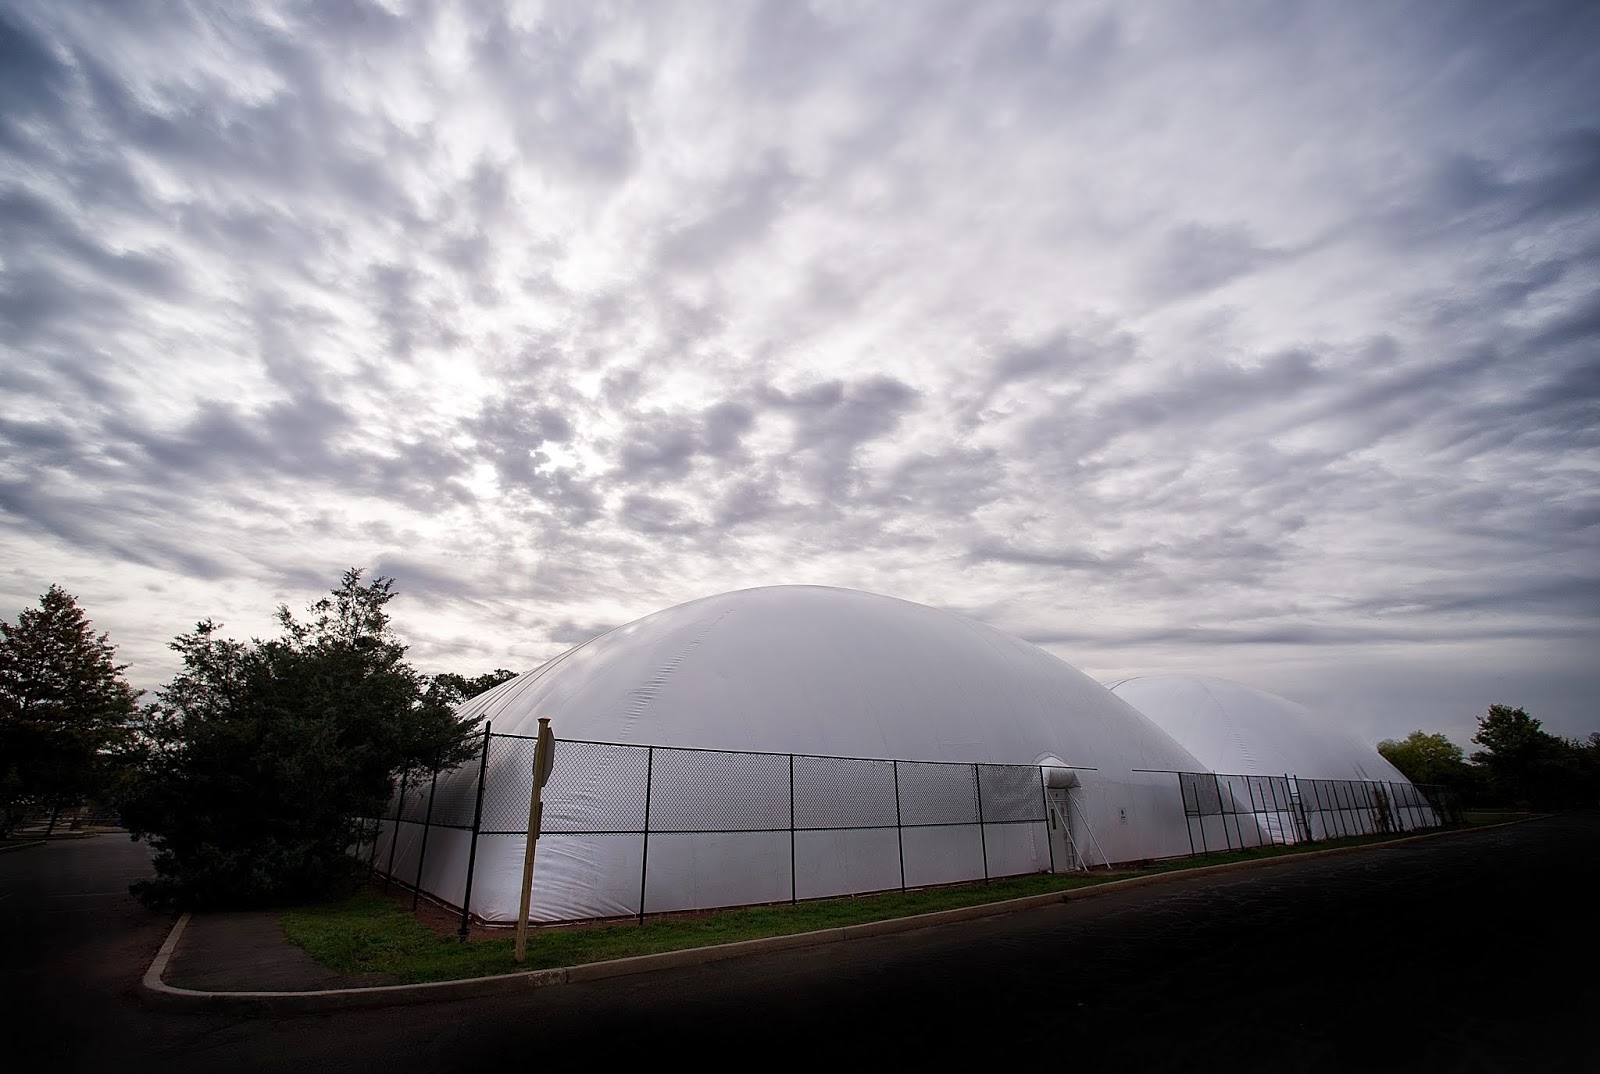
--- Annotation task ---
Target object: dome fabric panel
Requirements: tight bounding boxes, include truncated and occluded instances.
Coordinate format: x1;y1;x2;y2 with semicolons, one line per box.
1107;675;1410;783
466;586;1203;769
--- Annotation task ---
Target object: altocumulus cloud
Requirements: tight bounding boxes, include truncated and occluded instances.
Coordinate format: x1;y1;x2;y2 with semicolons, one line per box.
0;0;1596;749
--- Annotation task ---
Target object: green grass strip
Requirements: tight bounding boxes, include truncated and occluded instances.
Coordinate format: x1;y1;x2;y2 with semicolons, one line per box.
282;825;1475;985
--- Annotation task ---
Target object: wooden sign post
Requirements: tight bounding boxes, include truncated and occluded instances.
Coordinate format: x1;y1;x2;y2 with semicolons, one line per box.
514;717;555;963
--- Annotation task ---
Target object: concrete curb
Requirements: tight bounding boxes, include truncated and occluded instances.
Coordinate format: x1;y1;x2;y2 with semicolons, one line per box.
0;840;47;854
139;816;1544;1014
140;913;572;1013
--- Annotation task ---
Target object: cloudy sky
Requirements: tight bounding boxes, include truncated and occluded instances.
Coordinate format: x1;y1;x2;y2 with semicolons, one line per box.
2;0;1596;750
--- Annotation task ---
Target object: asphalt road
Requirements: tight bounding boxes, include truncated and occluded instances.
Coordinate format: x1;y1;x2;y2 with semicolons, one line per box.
3;816;1595;1073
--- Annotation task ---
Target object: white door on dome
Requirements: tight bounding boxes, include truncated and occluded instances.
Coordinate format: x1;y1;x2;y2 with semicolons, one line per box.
1045;787;1085;871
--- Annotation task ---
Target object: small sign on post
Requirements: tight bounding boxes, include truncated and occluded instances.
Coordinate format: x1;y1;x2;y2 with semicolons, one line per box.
514;717;555;963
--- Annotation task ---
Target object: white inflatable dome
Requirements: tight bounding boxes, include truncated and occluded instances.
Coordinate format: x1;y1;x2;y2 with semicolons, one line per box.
390;586;1208;922
1106;675;1408;783
474;585;1202;771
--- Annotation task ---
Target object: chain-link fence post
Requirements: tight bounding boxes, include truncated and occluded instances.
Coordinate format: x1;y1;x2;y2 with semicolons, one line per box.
788;753;797;905
1246;777;1266;846
383;768;410;892
457;723;492;943
892;759;905;890
973;763;989;882
367;809;383;874
1279;776;1296;844
412;754;440;912
351;814;365;871
1039;768;1056;873
1232;777;1246;846
1261;777;1274;844
1286;775;1305;843
637;745;654;925
1178;774;1197;857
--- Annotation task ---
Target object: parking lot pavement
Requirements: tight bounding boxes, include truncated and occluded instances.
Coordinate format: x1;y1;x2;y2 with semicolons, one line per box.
6;815;1596;1072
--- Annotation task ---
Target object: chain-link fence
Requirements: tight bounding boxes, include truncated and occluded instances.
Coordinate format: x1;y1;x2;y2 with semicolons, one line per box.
354;730;1463;934
1168;770;1461;855
355;728;1082;934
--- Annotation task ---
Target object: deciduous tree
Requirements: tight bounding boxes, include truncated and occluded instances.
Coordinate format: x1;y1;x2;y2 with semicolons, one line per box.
122;570;482;908
1469;704;1583;809
1377;730;1470;788
425;668;518;708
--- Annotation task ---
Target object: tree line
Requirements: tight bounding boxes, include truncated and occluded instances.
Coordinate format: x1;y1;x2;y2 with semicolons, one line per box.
1378;708;1600;811
0;570;509;908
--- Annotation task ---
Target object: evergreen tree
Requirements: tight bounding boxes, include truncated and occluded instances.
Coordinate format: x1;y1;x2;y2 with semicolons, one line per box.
0;586;139;837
